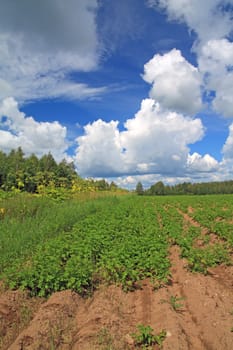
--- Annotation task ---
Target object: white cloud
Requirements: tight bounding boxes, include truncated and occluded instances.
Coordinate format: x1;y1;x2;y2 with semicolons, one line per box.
199;39;233;118
222;123;233;159
74;99;215;178
187;152;218;172
0;0;105;102
212;74;233;118
122;99;204;174
148;2;233;119
149;0;233;44
75;119;124;177
199;39;233;71
143;49;202;115
0;97;68;160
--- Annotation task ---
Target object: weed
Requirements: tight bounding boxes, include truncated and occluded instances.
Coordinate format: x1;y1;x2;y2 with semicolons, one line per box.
48;319;68;350
131;324;166;349
169;295;185;311
96;327;114;349
19;304;32;326
160;295;185;311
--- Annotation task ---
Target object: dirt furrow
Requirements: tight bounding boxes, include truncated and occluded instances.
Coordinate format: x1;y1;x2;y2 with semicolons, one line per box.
168;245;233;350
1;248;233;349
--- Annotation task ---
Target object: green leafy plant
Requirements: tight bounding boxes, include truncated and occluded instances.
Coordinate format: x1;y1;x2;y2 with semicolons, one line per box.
160;295;185;311
131;324;166;349
169;295;185;311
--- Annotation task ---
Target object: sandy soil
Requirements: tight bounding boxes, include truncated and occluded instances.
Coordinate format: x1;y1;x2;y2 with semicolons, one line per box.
1;211;233;349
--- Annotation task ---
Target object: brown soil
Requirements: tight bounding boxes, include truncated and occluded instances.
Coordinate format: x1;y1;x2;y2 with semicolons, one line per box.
0;290;44;349
1;246;233;350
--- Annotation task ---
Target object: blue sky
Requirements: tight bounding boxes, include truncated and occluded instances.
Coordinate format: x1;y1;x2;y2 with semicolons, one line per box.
0;0;233;188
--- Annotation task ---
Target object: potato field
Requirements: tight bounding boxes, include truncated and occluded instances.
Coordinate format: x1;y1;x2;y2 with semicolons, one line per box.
0;193;232;349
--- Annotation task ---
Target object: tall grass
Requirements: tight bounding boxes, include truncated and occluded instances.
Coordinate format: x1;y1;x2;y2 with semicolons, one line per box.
0;192;119;273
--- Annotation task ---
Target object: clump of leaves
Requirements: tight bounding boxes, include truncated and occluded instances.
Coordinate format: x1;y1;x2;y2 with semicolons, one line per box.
160;294;185;311
131;324;166;349
169;295;185;311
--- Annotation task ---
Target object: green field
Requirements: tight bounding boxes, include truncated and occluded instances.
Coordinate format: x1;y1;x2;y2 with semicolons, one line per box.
0;193;232;297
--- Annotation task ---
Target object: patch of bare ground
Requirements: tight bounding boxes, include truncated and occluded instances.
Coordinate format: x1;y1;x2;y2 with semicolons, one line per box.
187;206;194;214
0;289;43;350
2;245;233;350
7;290;80;350
167;245;233;350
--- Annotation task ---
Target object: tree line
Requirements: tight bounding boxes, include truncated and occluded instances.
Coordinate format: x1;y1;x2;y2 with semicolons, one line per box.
0;148;118;193
136;180;233;195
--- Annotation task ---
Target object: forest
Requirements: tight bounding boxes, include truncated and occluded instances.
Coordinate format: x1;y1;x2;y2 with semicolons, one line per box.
0;147;118;195
136;179;233;196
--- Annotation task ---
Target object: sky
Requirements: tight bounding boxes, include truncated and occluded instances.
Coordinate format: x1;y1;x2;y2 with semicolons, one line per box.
0;0;233;189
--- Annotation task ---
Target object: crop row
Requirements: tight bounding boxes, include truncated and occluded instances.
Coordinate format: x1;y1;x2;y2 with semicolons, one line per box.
176;195;233;245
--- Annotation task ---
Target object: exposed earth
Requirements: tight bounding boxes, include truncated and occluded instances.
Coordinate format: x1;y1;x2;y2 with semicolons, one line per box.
0;210;233;349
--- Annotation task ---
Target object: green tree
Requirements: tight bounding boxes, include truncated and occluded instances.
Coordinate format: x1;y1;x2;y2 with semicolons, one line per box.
110;181;118;191
136;181;144;195
39;152;57;172
149;181;165;195
95;179;110;191
0;150;7;187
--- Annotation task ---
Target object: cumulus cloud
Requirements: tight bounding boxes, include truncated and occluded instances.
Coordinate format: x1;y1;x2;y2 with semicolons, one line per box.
0;97;68;160
143;49;202;115
0;0;105;102
74;99;216;178
75;119;124;177
187;152;219;172
148;1;233;119
121;99;204;174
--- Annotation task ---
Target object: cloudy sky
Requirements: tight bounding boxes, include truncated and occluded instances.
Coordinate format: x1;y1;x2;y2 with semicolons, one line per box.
0;0;233;189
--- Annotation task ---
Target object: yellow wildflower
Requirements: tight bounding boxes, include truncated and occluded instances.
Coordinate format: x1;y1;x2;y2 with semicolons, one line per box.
0;208;5;217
